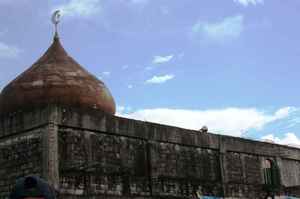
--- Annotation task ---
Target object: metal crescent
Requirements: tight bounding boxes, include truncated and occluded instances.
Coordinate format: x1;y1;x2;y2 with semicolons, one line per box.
52;10;60;25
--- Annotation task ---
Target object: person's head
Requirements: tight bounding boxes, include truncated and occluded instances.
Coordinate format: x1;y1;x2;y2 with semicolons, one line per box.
9;175;57;199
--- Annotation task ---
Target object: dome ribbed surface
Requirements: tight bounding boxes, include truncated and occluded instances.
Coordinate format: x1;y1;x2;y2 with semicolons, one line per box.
0;37;116;115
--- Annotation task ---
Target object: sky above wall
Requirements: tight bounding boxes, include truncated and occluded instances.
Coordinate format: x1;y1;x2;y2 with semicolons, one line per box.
1;0;300;146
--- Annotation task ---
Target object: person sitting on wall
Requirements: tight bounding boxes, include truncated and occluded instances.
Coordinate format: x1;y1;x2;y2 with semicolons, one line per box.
9;175;57;199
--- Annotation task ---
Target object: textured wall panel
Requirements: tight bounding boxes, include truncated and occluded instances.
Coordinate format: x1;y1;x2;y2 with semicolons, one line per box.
0;130;43;198
58;128;150;197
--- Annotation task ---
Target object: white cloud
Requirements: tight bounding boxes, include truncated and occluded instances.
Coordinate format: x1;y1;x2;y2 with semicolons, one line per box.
102;71;111;76
128;84;133;89
0;42;21;58
98;71;110;79
261;133;300;148
117;105;132;113
152;55;174;64
117;107;295;137
192;15;244;42
145;74;174;84
54;0;101;18
117;106;126;113
234;0;264;7
287;117;300;128
273;106;295;119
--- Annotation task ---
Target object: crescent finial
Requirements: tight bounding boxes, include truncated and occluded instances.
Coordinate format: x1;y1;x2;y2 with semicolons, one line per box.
51;10;61;39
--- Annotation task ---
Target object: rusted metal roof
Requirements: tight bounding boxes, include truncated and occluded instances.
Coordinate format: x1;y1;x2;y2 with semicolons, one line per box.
0;37;116;115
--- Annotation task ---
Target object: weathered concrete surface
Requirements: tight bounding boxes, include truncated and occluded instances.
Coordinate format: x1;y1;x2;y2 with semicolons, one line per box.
53;105;300;198
0;129;43;198
0;105;50;137
0;106;57;199
1;105;300;198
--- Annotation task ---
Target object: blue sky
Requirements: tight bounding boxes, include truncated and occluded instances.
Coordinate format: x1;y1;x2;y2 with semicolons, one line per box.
1;0;300;146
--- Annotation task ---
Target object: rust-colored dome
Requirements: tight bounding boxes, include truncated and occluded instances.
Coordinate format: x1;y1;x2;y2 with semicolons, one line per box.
0;37;116;115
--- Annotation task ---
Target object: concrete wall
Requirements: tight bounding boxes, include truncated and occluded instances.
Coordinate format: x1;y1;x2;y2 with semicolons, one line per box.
58;127;222;197
0;106;58;199
54;105;300;198
281;159;300;187
0;128;43;198
1;105;300;198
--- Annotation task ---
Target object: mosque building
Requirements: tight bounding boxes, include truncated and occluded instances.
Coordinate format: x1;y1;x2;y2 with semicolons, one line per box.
0;12;300;199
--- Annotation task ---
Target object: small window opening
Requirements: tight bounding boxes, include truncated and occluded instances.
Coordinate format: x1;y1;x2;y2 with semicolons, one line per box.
263;159;272;185
262;159;281;190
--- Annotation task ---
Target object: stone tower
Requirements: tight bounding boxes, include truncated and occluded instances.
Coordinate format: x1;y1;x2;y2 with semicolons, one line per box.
1;28;300;199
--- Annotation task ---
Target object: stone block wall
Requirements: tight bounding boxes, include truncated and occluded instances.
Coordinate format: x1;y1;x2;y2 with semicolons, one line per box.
1;105;300;198
58;128;150;196
280;159;300;187
0;106;56;199
57;127;222;198
54;105;300;198
0;129;43;198
150;142;222;197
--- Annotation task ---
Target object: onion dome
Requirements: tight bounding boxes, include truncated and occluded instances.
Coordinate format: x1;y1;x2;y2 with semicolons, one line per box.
0;36;116;115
